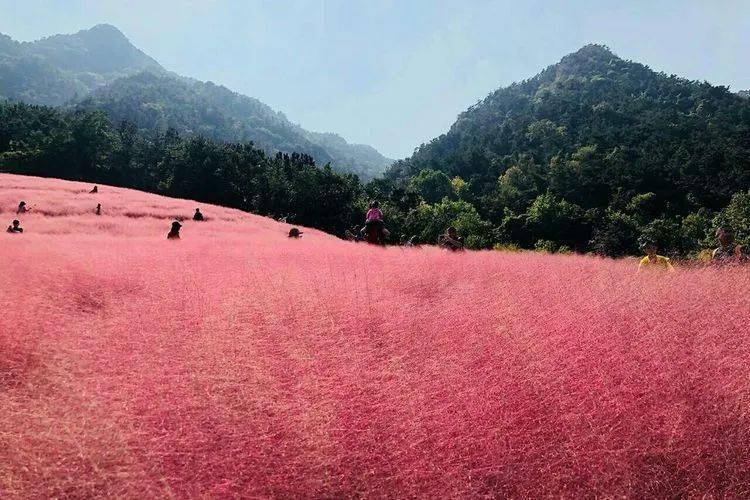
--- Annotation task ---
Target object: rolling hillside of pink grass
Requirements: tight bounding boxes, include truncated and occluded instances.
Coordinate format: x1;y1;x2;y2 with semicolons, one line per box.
1;173;749;498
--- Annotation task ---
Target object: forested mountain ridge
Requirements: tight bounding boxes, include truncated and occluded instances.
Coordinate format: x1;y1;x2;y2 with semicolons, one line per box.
0;25;392;179
387;44;750;255
0;24;163;105
301;130;393;178
78;72;333;164
77;71;391;179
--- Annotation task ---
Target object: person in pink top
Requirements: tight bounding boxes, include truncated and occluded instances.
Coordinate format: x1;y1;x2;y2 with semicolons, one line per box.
366;200;383;222
361;200;387;244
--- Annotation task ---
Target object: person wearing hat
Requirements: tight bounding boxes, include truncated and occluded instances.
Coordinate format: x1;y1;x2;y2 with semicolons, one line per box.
637;238;674;272
6;219;23;233
167;221;182;239
288;227;303;238
712;227;747;263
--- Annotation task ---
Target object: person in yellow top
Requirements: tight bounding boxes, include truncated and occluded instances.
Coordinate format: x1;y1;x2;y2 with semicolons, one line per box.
638;241;675;272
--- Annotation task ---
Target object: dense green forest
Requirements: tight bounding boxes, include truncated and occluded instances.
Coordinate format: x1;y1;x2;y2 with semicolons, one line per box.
3;44;750;256
388;44;750;256
0;24;392;179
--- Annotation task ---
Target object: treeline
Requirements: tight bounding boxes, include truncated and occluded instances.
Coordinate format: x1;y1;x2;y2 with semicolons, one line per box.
0;101;500;246
0;101;361;234
2;97;749;256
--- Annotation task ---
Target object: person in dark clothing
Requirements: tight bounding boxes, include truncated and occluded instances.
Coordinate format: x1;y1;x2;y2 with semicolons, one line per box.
6;219;23;233
439;226;464;251
89;185;98;194
345;225;362;242
360;223;389;244
193;208;204;221
288;227;303;238
95;203;101;215
712;227;748;263
167;221;182;239
17;201;29;214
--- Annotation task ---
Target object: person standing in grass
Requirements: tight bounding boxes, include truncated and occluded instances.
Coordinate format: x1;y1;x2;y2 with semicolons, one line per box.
16;201;29;214
712;227;748;263
95;203;101;215
638;240;674;272
193;208;204;221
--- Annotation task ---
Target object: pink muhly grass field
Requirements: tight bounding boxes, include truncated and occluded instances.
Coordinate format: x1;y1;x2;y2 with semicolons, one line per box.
1;173;749;498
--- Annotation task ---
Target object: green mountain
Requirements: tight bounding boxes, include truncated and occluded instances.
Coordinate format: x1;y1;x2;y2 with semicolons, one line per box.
77;72;333;164
302;130;393;179
77;72;390;179
0;25;392;179
0;24;162;105
387;44;750;254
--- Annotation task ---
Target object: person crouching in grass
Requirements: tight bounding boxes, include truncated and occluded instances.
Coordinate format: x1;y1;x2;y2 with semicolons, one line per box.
167;221;182;240
6;219;23;233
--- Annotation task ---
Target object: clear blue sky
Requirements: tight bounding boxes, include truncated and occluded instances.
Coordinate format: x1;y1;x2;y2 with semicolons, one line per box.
1;0;748;158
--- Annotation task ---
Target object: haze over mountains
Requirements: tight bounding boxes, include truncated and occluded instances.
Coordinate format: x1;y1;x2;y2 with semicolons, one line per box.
0;24;393;179
0;24;161;105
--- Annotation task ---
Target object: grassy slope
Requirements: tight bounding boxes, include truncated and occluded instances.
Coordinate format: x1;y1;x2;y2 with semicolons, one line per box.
1;174;749;498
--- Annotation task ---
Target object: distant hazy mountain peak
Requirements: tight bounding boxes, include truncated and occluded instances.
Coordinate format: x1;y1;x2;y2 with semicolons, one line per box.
0;23;165;106
569;43;616;58
26;22;162;75
85;23;126;36
544;44;626;82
